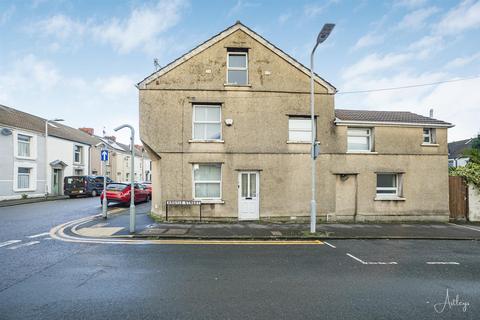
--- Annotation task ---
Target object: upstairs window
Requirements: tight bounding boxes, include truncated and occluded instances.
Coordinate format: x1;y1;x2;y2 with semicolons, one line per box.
347;128;372;152
193;105;222;141
288;117;315;142
227;52;248;85
74;145;83;163
423;128;436;144
17;134;31;157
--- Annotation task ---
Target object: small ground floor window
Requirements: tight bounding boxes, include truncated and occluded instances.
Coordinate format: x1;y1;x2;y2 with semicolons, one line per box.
193;163;221;199
17;167;31;189
74;169;83;175
376;173;403;197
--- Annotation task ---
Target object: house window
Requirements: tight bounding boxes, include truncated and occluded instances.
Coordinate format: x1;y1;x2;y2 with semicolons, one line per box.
74;145;83;163
376;173;403;197
288;117;314;142
17;134;31;157
227;52;248;85
74;169;83;175
17;167;31;189
193;164;221;199
348;128;372;152
193;105;222;141
423;128;435;144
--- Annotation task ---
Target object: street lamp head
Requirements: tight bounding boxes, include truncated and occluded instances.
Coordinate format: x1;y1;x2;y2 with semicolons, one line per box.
316;23;335;45
53;118;64;122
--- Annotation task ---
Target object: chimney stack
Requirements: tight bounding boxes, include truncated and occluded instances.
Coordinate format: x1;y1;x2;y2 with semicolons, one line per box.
429;108;434;118
79;127;94;135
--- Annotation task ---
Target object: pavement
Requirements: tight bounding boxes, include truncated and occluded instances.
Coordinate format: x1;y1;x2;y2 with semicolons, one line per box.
0;195;68;207
67;208;480;240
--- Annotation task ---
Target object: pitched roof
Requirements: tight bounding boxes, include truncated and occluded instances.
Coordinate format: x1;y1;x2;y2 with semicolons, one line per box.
448;138;474;159
334;109;454;127
137;21;336;93
0;104;98;145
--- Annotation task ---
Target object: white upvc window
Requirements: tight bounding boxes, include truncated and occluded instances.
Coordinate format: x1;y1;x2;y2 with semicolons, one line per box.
192;105;222;141
74;145;83;164
423;128;436;144
74;169;83;175
193;163;222;200
288;117;316;142
227;52;248;85
13;162;36;192
17;167;31;189
348;128;372;152
376;173;403;197
17;134;31;157
14;131;37;160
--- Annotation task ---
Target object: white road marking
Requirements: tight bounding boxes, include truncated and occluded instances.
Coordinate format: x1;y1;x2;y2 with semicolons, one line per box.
323;241;336;248
449;223;480;232
7;241;40;250
346;253;397;265
27;232;50;238
0;240;22;248
426;262;460;265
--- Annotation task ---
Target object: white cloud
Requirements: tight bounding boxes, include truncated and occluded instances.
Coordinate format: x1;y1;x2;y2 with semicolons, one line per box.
352;33;384;51
393;0;428;8
436;0;480;35
396;6;440;30
278;13;291;24
303;0;339;18
36;14;86;39
445;52;480;69
96;75;136;97
342;52;412;79
227;0;260;17
93;0;187;54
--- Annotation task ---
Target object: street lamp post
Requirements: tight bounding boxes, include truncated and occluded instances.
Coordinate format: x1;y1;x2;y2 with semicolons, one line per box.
310;23;335;234
114;124;136;233
44;118;64;197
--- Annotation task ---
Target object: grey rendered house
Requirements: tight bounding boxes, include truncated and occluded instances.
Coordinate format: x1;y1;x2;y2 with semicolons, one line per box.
0;104;97;200
138;22;453;222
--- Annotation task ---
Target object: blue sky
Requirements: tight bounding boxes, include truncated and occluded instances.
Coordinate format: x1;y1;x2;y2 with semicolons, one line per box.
0;0;479;143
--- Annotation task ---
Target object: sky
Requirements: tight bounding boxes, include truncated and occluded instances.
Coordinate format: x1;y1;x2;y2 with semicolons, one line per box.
0;0;479;144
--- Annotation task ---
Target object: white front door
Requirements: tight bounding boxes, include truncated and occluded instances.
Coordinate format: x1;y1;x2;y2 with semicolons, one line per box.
238;172;259;220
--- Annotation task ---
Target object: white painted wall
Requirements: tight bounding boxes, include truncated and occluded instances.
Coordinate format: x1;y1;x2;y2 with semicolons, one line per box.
469;184;480;222
47;136;90;194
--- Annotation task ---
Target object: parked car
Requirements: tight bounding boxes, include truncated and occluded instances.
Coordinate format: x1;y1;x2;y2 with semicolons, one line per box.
100;183;150;206
64;175;113;198
140;182;152;198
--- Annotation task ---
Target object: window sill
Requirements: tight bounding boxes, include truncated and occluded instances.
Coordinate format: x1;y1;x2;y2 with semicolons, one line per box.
15;156;36;161
421;143;439;147
287;141;319;144
197;199;225;204
188;140;224;143
374;196;406;201
224;83;252;88
347;151;378;154
14;188;36;192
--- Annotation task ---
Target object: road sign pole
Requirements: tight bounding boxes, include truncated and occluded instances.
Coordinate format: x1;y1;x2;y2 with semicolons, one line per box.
102;157;107;219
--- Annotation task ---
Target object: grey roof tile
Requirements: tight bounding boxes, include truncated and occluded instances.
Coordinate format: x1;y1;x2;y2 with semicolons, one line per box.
335;109;453;126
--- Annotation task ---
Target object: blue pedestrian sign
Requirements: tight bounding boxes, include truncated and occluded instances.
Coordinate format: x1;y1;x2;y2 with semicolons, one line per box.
101;149;109;161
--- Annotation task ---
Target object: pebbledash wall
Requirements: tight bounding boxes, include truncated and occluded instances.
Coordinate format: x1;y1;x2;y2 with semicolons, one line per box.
138;22;452;222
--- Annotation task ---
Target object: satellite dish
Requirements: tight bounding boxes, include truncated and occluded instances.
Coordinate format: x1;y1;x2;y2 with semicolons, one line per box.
1;128;12;136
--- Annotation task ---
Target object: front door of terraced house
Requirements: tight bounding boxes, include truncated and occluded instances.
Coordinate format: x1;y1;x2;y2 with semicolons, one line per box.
238;172;259;220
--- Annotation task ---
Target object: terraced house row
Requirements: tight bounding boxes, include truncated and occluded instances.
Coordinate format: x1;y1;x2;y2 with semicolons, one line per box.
138;22;453;222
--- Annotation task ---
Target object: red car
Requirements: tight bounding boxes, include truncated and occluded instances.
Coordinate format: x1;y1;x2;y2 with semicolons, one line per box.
100;183;150;206
140;182;152;198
